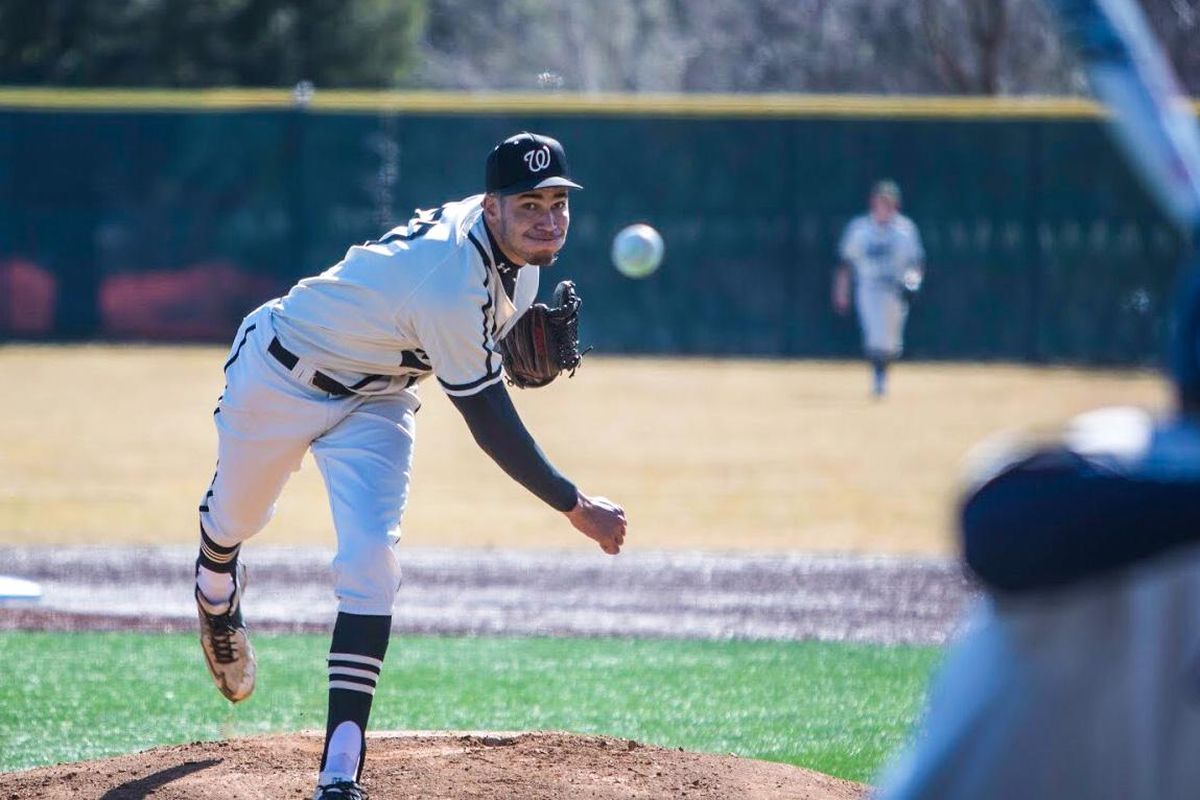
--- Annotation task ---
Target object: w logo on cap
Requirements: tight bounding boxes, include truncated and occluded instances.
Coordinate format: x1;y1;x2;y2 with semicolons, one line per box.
523;146;552;172
486;132;582;194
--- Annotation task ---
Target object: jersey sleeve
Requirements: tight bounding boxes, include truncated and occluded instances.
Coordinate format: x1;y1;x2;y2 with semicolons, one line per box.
838;219;859;262
410;288;503;398
960;411;1200;593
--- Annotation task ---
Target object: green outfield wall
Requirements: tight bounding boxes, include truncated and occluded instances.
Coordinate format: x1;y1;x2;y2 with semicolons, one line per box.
0;90;1186;363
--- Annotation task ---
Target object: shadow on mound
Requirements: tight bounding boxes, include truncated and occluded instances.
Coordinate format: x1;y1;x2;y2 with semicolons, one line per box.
99;759;221;800
0;731;867;799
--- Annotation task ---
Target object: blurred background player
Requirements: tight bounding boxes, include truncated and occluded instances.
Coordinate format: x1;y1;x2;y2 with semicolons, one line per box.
833;180;925;397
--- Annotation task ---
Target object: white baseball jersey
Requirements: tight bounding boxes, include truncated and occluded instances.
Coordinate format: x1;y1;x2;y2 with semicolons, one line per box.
839;214;924;357
199;194;538;616
838;213;924;287
271;194;539;398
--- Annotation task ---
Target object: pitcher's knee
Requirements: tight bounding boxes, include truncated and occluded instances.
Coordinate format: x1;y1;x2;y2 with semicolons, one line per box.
331;540;402;616
200;497;277;546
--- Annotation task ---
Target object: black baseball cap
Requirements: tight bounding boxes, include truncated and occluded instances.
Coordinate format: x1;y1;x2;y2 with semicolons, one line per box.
485;132;583;195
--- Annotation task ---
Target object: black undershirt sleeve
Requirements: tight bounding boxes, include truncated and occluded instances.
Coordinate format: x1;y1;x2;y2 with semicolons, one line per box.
448;381;578;512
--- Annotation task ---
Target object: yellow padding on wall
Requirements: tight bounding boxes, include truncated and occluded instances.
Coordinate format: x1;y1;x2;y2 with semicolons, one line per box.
0;87;1168;119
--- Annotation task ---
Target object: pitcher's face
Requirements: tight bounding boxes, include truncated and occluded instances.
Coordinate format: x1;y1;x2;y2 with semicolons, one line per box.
485;188;571;267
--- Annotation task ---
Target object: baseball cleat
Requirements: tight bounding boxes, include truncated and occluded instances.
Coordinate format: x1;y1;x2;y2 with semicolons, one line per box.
313;779;368;800
195;560;256;703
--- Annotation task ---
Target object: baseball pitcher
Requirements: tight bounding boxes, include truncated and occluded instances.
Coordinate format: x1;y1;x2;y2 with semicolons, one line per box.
833;180;925;397
192;133;626;800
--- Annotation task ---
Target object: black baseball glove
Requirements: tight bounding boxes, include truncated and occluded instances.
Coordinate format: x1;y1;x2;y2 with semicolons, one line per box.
498;280;586;389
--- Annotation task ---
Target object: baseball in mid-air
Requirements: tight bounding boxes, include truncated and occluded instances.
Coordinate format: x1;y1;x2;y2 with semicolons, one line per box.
612;223;664;279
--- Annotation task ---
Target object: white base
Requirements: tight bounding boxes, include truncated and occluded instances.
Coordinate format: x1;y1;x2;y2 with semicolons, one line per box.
0;575;43;602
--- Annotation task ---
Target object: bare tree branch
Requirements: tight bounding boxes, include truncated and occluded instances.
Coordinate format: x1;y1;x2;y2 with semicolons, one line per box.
967;0;1009;94
920;0;973;93
410;0;1079;97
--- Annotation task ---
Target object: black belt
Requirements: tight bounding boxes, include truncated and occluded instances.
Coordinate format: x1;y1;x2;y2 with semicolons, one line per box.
268;337;381;397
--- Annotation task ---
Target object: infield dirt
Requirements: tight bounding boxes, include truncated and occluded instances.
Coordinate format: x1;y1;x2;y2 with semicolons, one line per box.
0;731;866;799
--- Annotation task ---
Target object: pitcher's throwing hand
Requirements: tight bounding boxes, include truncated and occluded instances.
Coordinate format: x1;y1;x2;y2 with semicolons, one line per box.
566;493;627;554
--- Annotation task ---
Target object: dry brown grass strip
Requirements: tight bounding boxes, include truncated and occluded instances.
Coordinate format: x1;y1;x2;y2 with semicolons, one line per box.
0;345;1168;554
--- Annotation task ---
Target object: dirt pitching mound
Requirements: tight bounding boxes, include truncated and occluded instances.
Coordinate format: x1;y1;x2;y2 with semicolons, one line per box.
0;731;868;799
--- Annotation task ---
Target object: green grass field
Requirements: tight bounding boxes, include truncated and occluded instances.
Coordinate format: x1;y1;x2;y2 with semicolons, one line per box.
0;632;939;783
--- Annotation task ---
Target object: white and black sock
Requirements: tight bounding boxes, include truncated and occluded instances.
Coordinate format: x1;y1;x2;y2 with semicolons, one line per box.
196;524;239;604
319;612;391;784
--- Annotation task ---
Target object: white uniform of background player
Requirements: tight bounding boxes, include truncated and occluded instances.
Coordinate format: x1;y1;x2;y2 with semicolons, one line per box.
833;180;925;397
191;133;626;800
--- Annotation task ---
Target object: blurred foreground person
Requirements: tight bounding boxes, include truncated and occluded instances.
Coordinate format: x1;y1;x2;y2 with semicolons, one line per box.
875;268;1200;800
880;0;1200;790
